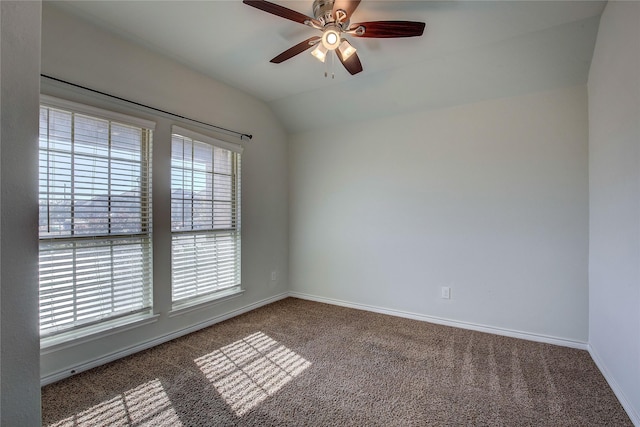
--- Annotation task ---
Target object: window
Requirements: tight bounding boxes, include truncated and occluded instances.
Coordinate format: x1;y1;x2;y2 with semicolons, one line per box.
171;126;242;306
38;97;154;338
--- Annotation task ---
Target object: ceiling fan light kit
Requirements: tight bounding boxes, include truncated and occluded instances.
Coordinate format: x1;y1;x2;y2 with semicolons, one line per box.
338;39;356;61
311;43;328;62
243;0;426;76
321;28;341;50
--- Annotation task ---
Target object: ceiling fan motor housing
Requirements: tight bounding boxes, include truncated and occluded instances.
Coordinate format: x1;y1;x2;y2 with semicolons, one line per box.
313;0;336;22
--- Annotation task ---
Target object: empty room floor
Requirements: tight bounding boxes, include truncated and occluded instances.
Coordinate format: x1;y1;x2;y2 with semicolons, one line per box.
42;298;631;426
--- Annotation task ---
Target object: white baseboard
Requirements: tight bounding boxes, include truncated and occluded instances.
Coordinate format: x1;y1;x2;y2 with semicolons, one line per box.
41;292;289;386
42;290;589;387
588;344;640;426
42;290;638;425
288;291;588;350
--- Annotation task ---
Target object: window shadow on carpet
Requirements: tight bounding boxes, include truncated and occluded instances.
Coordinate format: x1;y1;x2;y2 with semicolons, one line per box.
195;331;312;416
46;378;183;426
42;330;312;426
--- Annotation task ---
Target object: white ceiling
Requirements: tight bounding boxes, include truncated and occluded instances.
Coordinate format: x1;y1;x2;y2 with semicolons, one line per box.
51;1;605;133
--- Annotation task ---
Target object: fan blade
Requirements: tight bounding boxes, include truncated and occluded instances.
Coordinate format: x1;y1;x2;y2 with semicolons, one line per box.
270;36;321;63
332;0;361;20
336;49;363;75
243;0;314;25
350;21;426;38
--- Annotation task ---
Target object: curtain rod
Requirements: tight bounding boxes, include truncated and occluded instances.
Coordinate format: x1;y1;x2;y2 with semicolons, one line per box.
40;74;253;141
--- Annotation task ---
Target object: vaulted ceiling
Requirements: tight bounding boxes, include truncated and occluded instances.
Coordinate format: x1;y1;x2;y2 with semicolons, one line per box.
50;1;605;133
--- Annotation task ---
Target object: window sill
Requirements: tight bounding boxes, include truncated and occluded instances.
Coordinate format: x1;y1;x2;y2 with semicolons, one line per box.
40;312;159;354
169;287;244;317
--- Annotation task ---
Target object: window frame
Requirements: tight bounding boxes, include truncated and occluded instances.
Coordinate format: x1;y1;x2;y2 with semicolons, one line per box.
38;95;156;345
170;126;243;310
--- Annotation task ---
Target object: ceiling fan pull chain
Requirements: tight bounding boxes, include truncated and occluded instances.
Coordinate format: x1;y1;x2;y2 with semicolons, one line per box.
331;51;335;79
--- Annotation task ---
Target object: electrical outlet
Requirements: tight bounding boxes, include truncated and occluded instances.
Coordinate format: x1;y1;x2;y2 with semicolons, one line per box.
271;270;278;281
441;286;451;299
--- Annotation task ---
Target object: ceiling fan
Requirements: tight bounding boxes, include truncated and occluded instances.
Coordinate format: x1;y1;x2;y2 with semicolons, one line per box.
243;0;426;76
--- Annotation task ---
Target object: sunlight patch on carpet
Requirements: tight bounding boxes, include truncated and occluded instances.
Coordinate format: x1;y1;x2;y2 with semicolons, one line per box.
195;331;311;416
47;379;182;427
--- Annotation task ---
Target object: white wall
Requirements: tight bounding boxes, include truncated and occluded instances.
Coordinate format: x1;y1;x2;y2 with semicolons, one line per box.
588;1;640;424
0;1;41;424
290;85;589;343
40;4;289;381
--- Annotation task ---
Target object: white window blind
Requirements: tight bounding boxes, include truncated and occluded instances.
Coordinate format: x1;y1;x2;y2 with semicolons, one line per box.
38;99;153;337
171;127;242;305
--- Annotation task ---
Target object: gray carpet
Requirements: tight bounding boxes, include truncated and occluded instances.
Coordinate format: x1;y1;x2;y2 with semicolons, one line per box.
42;297;632;426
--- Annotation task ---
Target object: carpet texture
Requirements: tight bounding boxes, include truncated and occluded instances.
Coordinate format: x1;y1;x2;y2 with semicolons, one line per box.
42;298;632;426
